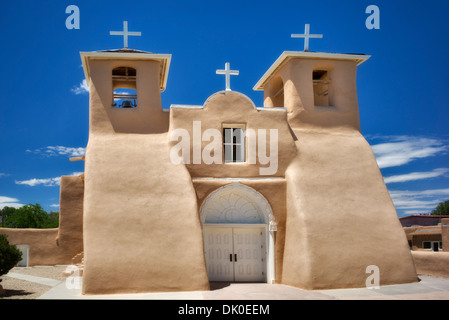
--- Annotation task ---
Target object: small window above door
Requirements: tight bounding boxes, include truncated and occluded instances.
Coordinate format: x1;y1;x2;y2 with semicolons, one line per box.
223;124;245;163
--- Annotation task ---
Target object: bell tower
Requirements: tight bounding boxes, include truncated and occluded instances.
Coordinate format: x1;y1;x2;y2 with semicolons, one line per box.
254;24;369;131
253;26;418;289
254;51;369;130
80;22;210;295
81;27;171;134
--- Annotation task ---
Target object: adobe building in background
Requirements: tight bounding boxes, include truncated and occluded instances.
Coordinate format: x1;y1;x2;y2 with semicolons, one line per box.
1;25;419;295
401;215;449;251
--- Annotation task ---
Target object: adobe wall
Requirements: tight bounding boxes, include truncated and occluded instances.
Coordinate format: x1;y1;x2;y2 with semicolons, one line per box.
412;251;449;278
82;74;209;294
260;56;419;289
443;218;449;252
82;132;210;294
0;228;59;266
0;175;84;266
282;128;418;289
169;91;297;178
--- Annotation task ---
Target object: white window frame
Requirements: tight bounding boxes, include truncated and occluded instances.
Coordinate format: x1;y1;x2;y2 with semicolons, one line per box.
422;241;442;251
223;124;246;163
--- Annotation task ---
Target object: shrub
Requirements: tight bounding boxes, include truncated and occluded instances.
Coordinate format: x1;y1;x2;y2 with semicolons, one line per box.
0;234;22;280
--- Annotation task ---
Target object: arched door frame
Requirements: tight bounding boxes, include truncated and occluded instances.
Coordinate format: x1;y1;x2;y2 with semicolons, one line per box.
199;182;276;284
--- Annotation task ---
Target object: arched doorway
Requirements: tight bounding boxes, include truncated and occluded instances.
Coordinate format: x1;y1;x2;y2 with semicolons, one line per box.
199;182;276;283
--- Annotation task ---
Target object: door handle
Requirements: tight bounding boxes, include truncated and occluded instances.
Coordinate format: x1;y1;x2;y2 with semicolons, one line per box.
234;254;237;262
229;254;232;262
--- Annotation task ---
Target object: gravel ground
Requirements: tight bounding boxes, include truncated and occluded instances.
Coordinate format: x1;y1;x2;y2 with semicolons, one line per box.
0;266;68;299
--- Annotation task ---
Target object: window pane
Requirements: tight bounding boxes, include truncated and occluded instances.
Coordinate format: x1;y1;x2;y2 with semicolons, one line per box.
223;126;245;163
235;142;245;162
224;128;232;144
423;242;431;249
233;128;242;145
225;144;233;163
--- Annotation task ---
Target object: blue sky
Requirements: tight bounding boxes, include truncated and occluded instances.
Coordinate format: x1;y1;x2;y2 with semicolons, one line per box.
0;0;448;217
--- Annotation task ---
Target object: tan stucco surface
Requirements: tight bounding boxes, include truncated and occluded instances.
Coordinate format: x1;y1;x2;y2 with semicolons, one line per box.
169;91;297;178
282;129;418;289
82;133;210;294
261;53;418;289
81;56;209;294
412;251;449;278
443;218;449;251
88;59;169;134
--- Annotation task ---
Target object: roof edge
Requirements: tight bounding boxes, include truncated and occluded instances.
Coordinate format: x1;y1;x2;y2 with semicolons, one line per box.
80;50;172;92
253;51;370;91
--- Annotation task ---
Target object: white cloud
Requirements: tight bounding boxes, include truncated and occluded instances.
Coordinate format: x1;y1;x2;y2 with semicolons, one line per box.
402;210;428;215
27;146;86;158
15;172;83;187
389;188;449;199
370;136;448;169
49;204;60;208
384;168;449;184
388;188;449;214
15;177;61;187
71;79;89;95
0;196;23;209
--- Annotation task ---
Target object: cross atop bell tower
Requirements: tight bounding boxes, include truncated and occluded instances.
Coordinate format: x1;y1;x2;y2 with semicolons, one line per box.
291;24;323;52
109;21;142;49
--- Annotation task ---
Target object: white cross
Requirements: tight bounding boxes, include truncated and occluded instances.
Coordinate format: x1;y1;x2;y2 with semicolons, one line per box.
216;62;239;91
291;24;323;52
109;21;141;49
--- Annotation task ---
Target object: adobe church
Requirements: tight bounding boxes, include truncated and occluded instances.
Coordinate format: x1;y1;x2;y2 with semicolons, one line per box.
0;22;418;295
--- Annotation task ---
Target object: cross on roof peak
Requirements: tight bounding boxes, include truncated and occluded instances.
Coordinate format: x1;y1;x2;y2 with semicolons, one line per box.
216;62;239;92
291;24;323;52
109;21;142;49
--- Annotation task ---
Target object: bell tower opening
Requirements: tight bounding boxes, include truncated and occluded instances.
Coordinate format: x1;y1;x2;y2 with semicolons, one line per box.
312;69;331;107
270;76;284;108
112;66;137;108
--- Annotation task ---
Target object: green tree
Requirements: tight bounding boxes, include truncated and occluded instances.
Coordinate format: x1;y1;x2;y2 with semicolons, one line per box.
44;211;60;228
4;204;59;229
1;206;17;227
0;234;22;280
430;200;449;215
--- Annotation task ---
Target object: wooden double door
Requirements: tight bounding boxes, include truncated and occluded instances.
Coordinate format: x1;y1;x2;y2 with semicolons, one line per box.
203;226;266;282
